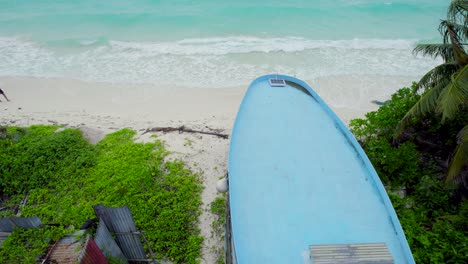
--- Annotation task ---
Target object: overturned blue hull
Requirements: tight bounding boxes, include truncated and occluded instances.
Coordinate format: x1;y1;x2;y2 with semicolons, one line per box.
227;75;414;263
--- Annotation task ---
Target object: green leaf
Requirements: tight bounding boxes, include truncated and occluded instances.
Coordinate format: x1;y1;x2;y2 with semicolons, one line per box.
447;0;468;27
437;64;468;121
447;124;468;183
414;44;456;62
394;79;448;138
414;62;458;93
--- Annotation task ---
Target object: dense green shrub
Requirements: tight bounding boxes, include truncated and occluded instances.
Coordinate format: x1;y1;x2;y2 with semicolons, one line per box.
0;126;95;196
351;87;468;263
0;226;68;264
391;192;468;263
0;126;203;263
350;86;424;189
350;86;420;142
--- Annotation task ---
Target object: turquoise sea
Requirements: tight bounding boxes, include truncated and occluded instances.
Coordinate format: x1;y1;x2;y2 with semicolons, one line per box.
0;0;446;87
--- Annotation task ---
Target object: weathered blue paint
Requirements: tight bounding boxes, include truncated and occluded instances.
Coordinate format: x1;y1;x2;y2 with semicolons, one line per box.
228;75;414;263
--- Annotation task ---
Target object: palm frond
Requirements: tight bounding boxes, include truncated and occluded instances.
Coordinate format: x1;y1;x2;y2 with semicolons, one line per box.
447;0;468;26
394;79;449;138
413;43;455;61
440;21;468;65
439;20;468;43
437;64;468;121
414;62;458;93
447;124;468;183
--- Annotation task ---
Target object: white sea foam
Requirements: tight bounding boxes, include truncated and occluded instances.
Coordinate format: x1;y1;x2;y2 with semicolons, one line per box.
0;36;441;87
109;37;417;56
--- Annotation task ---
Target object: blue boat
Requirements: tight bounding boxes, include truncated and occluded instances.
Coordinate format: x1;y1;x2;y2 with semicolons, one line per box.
227;75;414;263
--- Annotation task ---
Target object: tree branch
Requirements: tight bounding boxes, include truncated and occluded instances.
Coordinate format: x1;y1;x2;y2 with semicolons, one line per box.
143;125;229;139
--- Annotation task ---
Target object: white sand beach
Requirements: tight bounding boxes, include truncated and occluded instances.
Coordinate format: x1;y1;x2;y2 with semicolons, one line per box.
0;75;416;263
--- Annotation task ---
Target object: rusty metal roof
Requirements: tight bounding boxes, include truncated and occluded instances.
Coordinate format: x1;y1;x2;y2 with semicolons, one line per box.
78;236;109;264
49;230;85;264
0;216;42;232
95;220;128;263
93;205;146;261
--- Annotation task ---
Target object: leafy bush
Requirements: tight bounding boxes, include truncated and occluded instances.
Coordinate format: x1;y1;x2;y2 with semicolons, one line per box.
350;87;468;263
0;126;95;196
391;192;468;264
0;226;68;264
210;195;227;264
210;195;226;234
350;86;420;142
350;86;423;188
0;126;203;263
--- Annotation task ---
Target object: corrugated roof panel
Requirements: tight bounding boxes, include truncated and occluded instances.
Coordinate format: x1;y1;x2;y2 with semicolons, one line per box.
0;231;10;246
79;236;109;264
49;231;85;264
93;205;146;261
95;220;128;263
0;216;42;232
114;233;146;261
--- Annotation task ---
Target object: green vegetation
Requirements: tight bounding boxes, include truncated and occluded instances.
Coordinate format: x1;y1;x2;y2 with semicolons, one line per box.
351;4;468;261
0;126;203;263
210;195;226;264
396;0;468;183
350;85;468;263
0;226;68;264
1;2;466;263
210;195;226;234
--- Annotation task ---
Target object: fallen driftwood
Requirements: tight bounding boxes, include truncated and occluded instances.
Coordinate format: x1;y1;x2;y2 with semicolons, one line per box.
143;125;229;139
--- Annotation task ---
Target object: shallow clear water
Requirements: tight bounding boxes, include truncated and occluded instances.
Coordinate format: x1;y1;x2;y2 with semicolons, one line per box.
0;0;447;87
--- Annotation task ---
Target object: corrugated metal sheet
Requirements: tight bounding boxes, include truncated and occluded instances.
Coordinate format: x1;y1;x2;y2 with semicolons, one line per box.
309;243;394;264
49;230;85;264
93;205;146;261
0;216;42;232
79;236;109;264
95;220;128;263
0;231;10;246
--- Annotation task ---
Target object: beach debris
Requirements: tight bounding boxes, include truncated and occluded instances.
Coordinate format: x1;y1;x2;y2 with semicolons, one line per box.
13;193;29;216
19;192;29;210
205;125;224;133
371;100;390;106
0;216;43;247
144;125;229;139
93;204;153;262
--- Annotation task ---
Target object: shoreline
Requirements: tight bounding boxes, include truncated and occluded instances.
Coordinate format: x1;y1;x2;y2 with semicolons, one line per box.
0;74;417;127
0;74;417;263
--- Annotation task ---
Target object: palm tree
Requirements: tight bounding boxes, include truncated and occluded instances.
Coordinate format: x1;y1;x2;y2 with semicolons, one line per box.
395;0;468;184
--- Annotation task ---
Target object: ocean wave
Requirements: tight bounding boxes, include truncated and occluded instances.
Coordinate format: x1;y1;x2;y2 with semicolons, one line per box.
0;36;441;87
1;36;419;55
108;37;417;56
45;37;110;48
